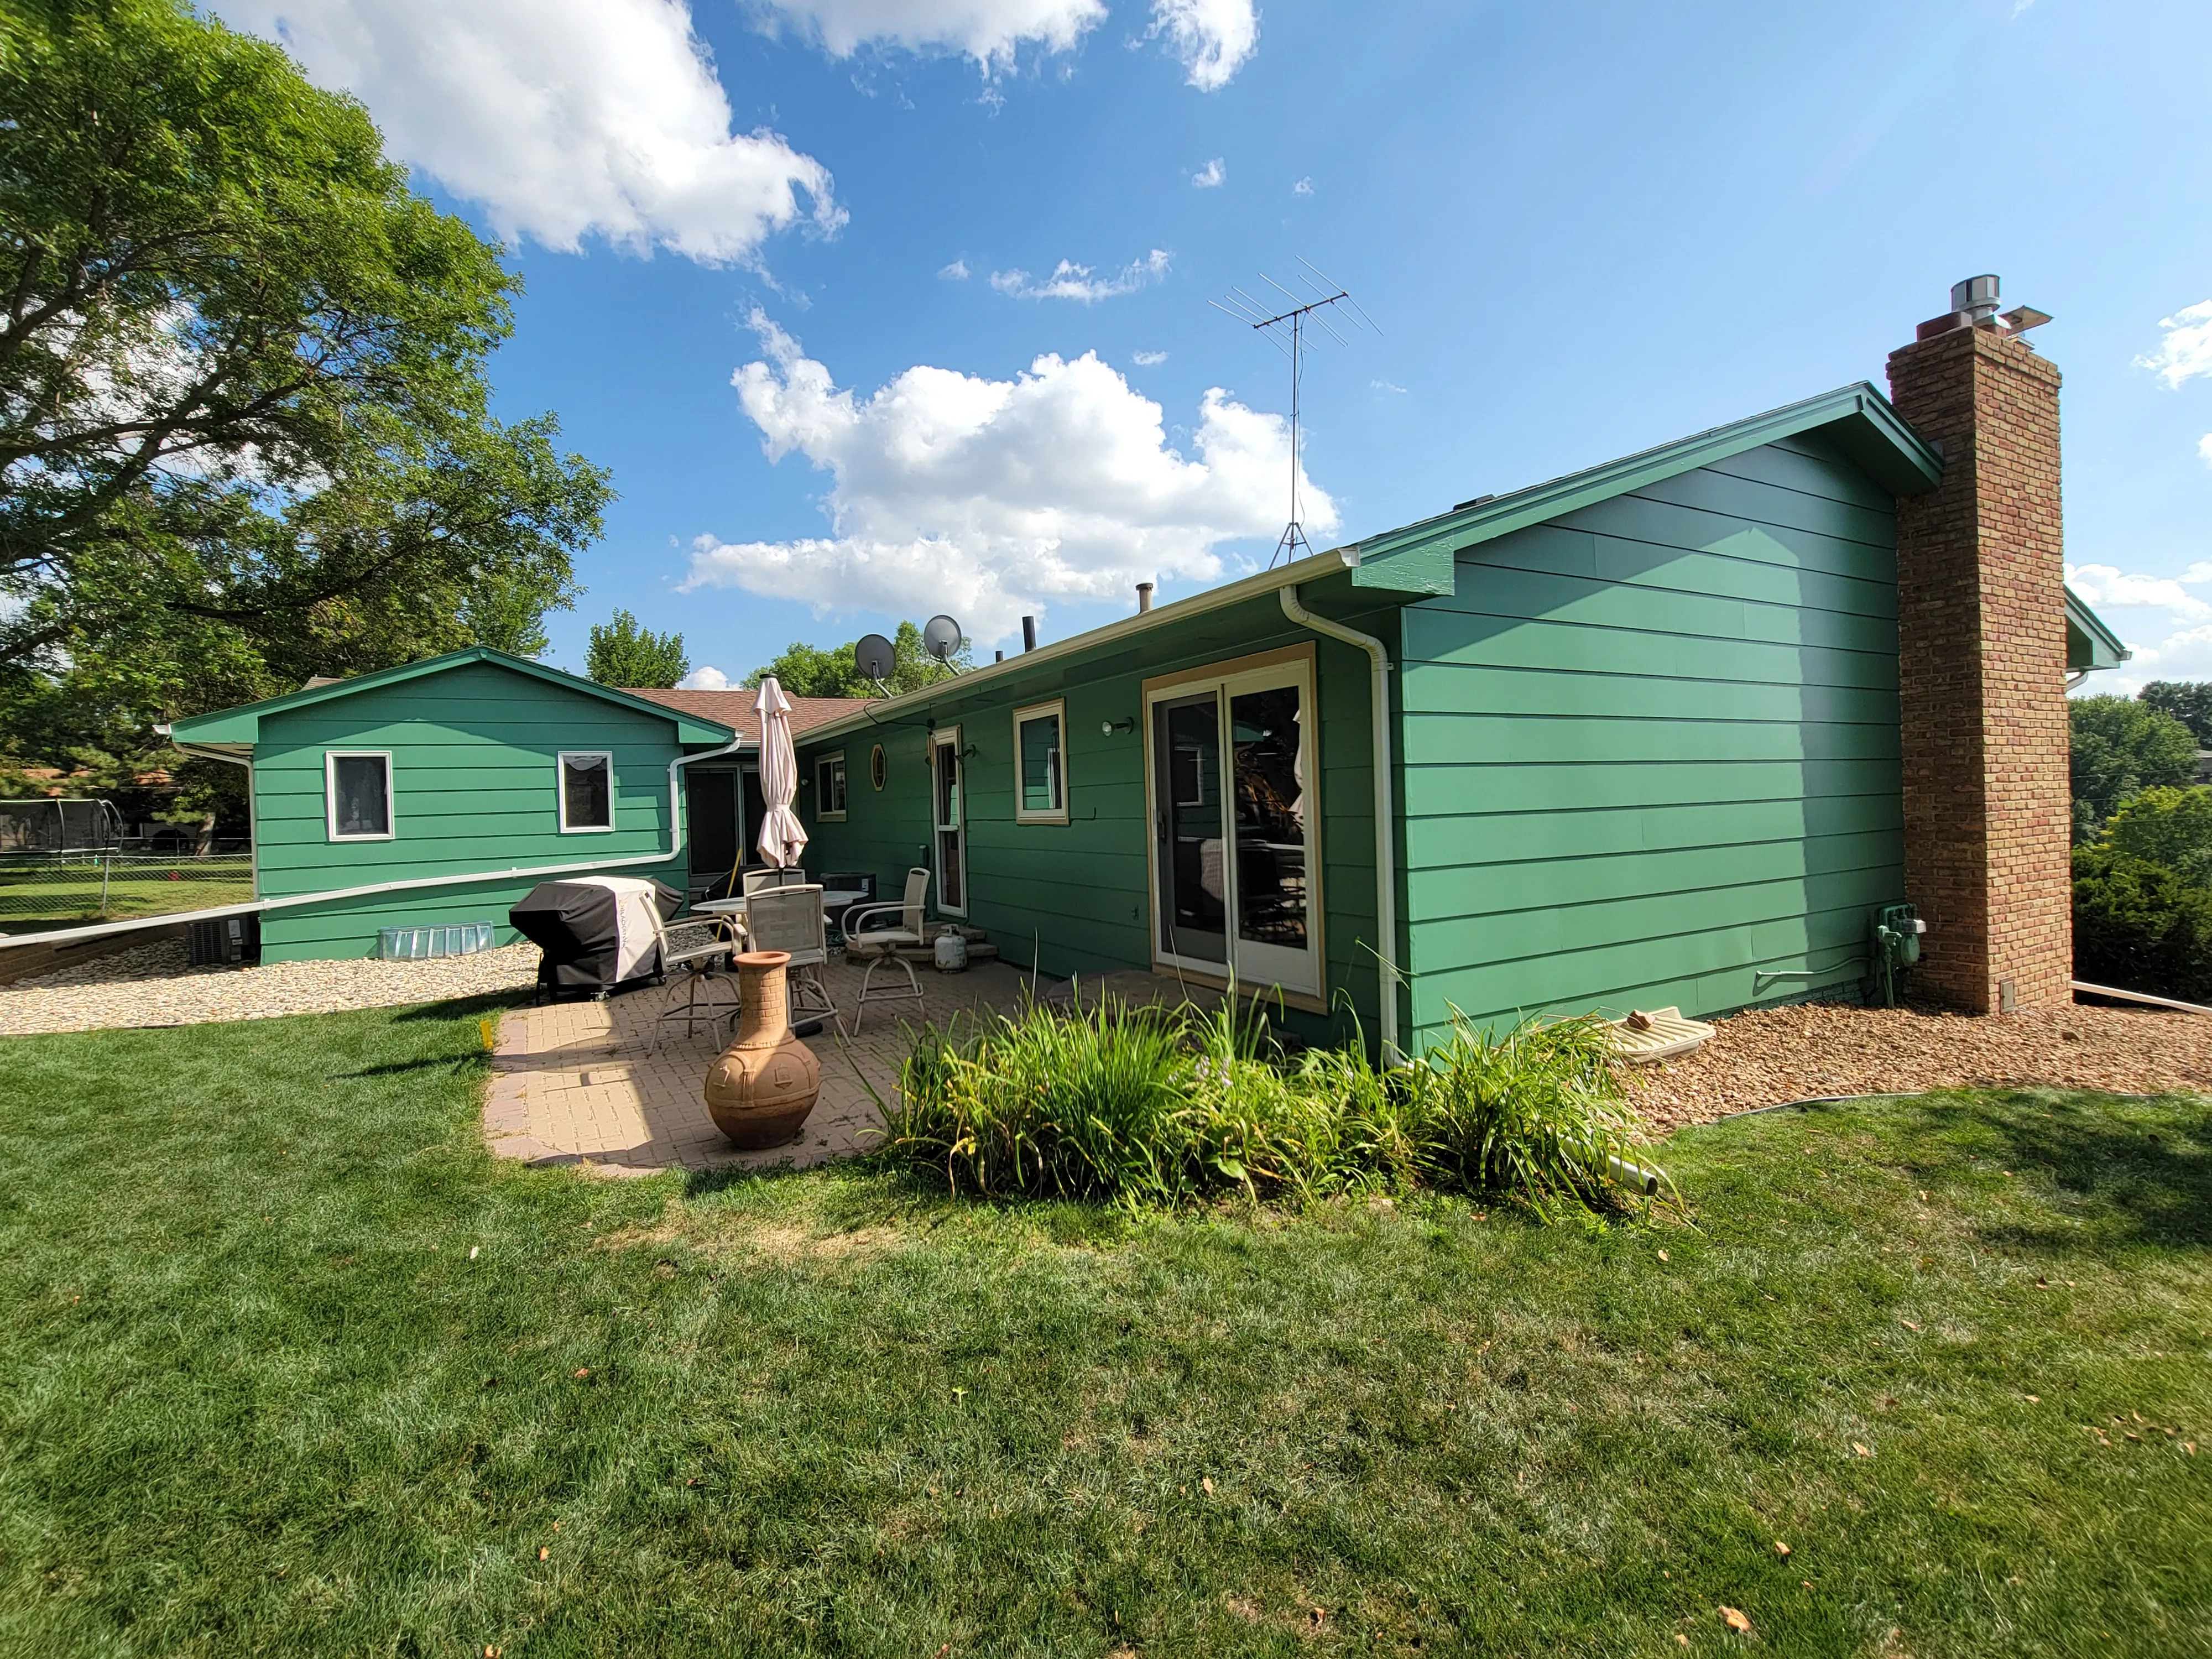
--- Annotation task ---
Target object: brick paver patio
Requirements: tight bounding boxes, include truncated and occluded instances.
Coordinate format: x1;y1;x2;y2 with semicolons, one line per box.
482;953;1039;1177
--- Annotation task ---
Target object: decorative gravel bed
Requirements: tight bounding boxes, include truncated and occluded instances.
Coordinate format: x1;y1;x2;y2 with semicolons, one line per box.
1629;999;2212;1134
0;938;540;1035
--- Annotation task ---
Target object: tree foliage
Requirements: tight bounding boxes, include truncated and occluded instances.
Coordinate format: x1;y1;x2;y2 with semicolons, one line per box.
0;0;609;811
2067;695;2198;842
586;610;688;689
745;620;971;697
2139;681;2212;746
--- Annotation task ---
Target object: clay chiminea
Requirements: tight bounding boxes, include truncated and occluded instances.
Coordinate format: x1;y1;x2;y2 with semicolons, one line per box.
703;950;821;1148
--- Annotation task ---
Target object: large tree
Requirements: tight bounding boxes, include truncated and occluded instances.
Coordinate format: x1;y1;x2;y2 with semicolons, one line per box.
585;609;688;689
2069;694;2199;843
2140;681;2212;747
0;0;609;804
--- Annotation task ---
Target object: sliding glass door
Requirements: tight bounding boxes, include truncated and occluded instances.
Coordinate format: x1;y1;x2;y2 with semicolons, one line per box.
1147;654;1318;997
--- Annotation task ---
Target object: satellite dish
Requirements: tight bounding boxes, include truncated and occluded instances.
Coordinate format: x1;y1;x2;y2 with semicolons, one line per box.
922;614;964;665
853;633;895;684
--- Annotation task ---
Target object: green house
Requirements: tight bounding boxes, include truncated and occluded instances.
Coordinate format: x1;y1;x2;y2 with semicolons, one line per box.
790;380;2124;1055
169;650;741;962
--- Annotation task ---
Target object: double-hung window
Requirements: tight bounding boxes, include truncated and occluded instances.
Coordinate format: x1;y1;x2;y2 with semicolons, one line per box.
559;751;614;832
326;752;393;841
815;752;848;820
1013;700;1068;825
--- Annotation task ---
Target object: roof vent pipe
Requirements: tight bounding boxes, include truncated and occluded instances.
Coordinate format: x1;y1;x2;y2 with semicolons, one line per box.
1021;615;1038;653
1136;581;1154;613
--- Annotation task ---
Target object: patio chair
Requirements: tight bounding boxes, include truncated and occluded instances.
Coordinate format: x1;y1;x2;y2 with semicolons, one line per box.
742;884;841;1035
843;866;930;1035
743;865;808;895
648;910;743;1050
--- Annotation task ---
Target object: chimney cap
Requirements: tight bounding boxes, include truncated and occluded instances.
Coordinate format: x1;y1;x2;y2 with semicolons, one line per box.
1950;274;2001;317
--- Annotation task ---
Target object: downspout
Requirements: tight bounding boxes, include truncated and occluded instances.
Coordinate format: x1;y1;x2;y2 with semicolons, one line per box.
11;734;750;953
1279;586;1401;1061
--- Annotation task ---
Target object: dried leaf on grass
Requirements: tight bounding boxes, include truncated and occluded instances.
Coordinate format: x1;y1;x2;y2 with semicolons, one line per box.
1721;1605;1752;1632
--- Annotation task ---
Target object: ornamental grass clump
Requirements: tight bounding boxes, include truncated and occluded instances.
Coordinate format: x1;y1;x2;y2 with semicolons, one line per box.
885;990;1662;1214
1403;1010;1647;1217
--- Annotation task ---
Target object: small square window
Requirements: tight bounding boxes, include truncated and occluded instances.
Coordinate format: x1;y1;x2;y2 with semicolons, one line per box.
816;752;848;820
1013;701;1067;824
327;752;393;840
559;752;613;832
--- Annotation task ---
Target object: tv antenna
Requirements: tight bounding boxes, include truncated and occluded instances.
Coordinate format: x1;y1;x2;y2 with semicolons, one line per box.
1211;258;1376;567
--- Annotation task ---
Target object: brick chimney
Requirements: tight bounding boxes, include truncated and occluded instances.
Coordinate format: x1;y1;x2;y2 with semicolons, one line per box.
1886;275;2071;1013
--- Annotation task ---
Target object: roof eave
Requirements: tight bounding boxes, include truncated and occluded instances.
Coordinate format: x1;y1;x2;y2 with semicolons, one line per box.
2065;585;2131;672
1345;382;1944;595
169;646;739;746
791;546;1366;750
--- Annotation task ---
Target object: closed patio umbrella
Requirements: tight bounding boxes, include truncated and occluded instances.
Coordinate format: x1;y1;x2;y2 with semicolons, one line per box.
755;675;809;869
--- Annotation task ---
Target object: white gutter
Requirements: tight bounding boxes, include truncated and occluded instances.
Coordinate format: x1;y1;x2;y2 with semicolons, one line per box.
1279;585;1401;1062
3;735;748;954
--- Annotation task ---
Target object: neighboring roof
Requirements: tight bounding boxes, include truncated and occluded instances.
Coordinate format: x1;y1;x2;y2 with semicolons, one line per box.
169;646;739;749
2066;585;2130;673
625;688;875;743
1346;380;1945;596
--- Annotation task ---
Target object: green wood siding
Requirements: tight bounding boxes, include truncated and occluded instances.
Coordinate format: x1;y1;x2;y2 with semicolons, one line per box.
249;661;690;960
1396;431;1904;1045
795;589;1395;1047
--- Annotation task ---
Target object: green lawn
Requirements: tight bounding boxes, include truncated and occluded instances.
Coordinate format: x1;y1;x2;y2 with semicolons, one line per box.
0;1001;2206;1657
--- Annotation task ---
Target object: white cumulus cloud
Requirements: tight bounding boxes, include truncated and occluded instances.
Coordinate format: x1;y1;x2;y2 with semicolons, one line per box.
751;0;1107;70
1149;0;1259;91
2138;300;2212;390
2064;562;2212;620
1133;349;1168;366
676;665;733;690
681;312;1334;641
2199;432;2212;468
989;248;1171;302
938;259;971;280
1191;156;1225;187
1292;175;1313;196
211;0;840;263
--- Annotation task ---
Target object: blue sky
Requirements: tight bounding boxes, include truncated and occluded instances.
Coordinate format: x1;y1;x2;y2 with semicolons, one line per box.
213;0;2211;691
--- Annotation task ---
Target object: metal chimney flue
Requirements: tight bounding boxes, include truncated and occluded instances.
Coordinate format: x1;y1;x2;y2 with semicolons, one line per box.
1136;581;1154;613
1021;615;1038;653
1950;274;2001;324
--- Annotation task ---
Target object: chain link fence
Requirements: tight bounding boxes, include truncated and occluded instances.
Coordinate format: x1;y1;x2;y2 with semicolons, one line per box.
0;851;254;927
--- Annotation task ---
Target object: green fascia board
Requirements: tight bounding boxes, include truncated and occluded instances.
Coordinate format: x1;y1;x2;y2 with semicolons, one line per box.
170;647;739;748
1347;382;1944;596
2065;585;2130;671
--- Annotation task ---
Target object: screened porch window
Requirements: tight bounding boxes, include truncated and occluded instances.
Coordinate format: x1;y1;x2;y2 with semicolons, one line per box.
326;752;393;841
559;751;613;832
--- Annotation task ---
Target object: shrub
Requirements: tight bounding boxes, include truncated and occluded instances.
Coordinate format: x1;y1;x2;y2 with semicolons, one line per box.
884;991;1656;1215
2070;843;2212;1003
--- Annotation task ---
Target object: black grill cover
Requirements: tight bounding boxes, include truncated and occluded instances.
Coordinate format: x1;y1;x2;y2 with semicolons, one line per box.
509;879;682;994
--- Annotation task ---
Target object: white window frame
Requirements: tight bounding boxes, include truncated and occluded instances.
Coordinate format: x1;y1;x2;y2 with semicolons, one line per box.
1011;699;1069;825
1140;645;1322;1000
930;726;968;917
815;750;848;821
325;750;394;842
556;749;616;834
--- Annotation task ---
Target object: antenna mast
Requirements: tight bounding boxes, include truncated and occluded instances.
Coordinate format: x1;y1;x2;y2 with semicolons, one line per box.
1212;259;1376;568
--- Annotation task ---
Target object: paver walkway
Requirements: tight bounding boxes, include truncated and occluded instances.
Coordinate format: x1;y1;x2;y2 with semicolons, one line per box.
484;953;1039;1176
